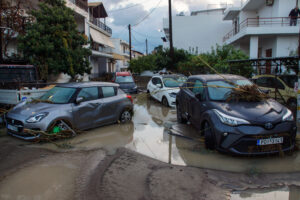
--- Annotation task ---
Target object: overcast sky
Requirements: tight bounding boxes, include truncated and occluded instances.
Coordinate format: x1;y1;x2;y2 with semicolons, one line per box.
89;0;242;54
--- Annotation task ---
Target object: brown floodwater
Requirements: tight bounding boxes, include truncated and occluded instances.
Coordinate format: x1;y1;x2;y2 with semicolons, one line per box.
36;94;300;173
230;186;300;200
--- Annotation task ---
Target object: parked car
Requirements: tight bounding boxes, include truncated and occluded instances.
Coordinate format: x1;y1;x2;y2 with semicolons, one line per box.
176;74;296;155
112;72;137;94
5;82;133;140
252;74;297;108
147;75;187;107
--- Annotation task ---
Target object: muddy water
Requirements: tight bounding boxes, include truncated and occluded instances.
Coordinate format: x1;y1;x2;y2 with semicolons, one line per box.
36;95;300;173
0;163;78;200
231;186;300;200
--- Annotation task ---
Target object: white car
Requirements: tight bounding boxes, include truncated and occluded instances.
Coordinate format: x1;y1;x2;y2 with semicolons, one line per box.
147;75;187;107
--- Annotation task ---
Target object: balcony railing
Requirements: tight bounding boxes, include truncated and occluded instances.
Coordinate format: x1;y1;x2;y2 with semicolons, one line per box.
223;17;300;42
90;16;112;35
68;0;88;12
92;42;112;54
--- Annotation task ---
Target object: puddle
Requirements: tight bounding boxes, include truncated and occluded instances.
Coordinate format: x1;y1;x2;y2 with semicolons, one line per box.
35;95;300;173
231;186;300;200
0;163;77;200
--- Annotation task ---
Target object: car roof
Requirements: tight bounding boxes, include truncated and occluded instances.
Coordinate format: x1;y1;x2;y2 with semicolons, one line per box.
57;82;119;88
116;72;131;76
189;74;247;82
153;74;185;78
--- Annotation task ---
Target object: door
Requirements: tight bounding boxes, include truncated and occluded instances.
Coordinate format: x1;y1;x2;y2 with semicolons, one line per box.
188;80;207;129
181;79;195;118
149;77;163;101
73;87;100;130
94;86;120;126
266;49;272;74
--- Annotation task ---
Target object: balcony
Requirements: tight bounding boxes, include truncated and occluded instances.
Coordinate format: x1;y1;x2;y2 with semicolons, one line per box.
90;16;112;35
68;0;88;12
223;17;300;43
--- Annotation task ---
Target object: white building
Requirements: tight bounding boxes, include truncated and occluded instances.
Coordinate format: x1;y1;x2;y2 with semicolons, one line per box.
66;0;115;78
111;38;131;72
223;0;299;60
163;8;233;54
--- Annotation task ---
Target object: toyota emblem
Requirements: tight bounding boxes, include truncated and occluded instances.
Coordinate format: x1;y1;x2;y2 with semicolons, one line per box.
265;123;273;130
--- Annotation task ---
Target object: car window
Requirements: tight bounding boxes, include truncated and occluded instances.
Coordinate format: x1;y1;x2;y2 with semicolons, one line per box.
274;79;285;90
256;77;273;88
102;86;116;98
192;80;204;95
187;79;195;92
78;87;99;102
152;77;162;85
115;76;134;83
40;87;76;104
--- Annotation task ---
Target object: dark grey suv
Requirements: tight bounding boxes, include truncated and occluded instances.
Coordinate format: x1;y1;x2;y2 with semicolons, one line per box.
6;82;133;140
176;74;297;155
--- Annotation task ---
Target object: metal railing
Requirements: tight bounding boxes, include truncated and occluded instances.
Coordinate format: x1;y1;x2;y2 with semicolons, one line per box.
89;16;112;35
91;42;112;54
68;0;88;12
223;17;300;42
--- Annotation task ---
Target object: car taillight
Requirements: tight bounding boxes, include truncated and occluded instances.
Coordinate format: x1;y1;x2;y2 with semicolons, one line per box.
127;95;133;103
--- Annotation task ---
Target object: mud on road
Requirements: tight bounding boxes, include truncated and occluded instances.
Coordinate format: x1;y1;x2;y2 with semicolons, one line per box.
0;94;300;200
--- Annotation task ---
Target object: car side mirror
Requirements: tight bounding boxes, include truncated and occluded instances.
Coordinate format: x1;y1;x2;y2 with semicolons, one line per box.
76;97;84;104
195;93;202;101
156;84;162;88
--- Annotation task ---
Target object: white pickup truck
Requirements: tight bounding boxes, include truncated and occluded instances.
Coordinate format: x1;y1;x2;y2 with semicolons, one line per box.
0;64;51;106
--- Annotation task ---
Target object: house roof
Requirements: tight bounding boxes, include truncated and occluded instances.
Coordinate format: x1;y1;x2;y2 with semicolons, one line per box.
89;2;108;18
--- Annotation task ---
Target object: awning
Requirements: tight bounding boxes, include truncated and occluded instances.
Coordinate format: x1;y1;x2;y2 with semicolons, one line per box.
112;53;125;60
90;28;114;48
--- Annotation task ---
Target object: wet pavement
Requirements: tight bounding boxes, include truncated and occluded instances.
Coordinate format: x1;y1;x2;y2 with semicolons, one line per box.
35;93;300;173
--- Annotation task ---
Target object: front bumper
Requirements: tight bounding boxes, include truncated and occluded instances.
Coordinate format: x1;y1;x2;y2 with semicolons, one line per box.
5;113;47;140
121;88;138;94
210;116;297;155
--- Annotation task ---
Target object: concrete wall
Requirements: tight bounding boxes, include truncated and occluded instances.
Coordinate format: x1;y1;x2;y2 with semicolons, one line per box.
275;35;299;57
172;12;232;54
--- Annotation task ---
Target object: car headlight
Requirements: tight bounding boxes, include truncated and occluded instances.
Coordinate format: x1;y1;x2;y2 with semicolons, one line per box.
26;112;48;123
168;92;177;98
282;109;294;122
213;109;250;126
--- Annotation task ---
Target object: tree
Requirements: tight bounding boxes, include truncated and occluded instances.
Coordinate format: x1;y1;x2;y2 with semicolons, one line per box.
18;0;91;80
0;0;33;60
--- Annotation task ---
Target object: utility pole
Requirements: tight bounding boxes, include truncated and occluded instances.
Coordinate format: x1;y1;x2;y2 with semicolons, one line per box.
128;24;132;61
0;0;3;63
146;39;148;55
168;0;174;68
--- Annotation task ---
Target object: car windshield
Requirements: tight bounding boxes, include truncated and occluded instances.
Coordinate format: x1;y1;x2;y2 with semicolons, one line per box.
40;87;76;104
163;76;187;88
116;76;134;83
207;79;253;101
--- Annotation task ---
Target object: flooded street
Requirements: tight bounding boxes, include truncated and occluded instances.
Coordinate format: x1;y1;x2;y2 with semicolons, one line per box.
37;94;300;173
1;93;300;200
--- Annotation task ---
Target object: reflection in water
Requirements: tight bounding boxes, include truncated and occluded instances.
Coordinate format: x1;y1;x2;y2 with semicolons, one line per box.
38;94;300;173
231;186;300;200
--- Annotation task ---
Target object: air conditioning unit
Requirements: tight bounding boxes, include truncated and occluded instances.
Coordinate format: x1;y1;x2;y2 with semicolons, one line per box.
266;0;274;6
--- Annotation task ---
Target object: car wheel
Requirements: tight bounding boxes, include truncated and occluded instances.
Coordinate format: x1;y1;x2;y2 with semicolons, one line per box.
203;121;215;150
120;110;132;123
176;103;187;124
162;97;169;107
147;89;150;93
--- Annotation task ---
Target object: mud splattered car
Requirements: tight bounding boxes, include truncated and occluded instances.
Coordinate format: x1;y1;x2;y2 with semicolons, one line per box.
5;82;133;140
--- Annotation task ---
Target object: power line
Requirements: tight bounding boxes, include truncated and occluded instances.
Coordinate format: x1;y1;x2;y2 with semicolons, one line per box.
132;29;162;39
132;0;163;27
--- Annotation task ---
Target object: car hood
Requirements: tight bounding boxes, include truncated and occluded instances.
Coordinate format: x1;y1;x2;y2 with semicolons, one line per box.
118;82;136;89
9;102;60;117
211;99;285;124
164;87;180;93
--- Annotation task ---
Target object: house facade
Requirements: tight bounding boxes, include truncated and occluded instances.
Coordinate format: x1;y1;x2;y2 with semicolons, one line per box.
223;0;299;60
67;0;115;78
111;38;130;72
1;0;115;78
162;8;232;54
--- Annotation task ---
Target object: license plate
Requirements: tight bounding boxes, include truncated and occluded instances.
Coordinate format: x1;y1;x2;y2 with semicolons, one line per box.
7;124;19;132
257;137;283;146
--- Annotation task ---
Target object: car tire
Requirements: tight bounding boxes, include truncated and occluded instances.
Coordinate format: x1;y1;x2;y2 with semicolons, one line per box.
176;103;187;124
162;97;169;107
120;109;132;123
203;121;215;150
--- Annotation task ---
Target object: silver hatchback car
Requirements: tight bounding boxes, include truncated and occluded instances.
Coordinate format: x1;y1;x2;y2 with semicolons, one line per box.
6;82;133;140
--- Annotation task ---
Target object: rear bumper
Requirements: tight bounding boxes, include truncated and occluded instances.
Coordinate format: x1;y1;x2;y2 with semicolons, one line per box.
121;88;138;94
